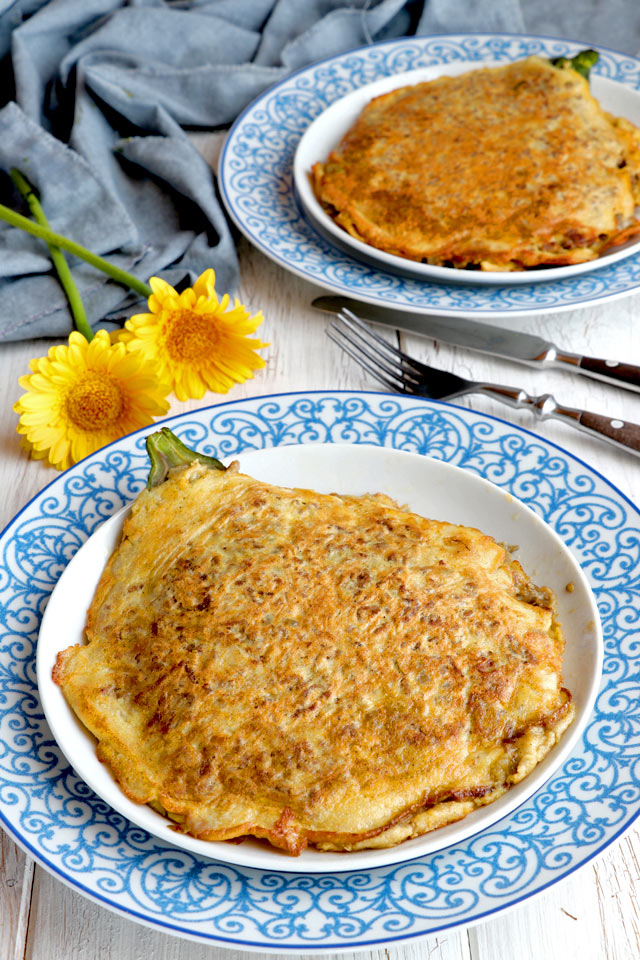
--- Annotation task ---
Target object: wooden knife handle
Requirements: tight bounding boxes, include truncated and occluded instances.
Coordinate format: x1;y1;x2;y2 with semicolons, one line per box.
578;356;640;393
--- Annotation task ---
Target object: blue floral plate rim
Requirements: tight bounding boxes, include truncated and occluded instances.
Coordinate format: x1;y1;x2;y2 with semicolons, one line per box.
219;33;640;318
1;390;639;951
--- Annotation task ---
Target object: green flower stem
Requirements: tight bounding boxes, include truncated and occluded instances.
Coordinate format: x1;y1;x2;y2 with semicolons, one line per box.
10;169;94;342
0;197;152;300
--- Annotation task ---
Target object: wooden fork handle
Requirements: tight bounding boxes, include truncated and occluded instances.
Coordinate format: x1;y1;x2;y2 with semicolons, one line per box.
573;410;640;455
479;385;640;456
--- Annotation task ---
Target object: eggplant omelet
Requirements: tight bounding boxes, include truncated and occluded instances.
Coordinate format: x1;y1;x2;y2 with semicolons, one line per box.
312;53;640;271
53;431;574;856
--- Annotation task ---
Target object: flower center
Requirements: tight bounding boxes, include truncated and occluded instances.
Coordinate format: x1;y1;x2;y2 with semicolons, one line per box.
164;310;218;363
65;372;124;431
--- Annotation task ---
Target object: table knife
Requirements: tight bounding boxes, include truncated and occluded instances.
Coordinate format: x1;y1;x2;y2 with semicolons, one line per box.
312;295;640;393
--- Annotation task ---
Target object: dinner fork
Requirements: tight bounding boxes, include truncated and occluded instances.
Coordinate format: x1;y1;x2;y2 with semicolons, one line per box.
328;310;640;457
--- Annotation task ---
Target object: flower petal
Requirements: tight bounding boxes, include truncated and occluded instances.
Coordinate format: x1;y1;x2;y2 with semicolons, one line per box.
119;271;268;401
16;332;170;471
192;268;216;300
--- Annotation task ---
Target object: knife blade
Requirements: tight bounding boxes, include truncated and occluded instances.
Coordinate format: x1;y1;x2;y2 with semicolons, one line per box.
312;295;640;394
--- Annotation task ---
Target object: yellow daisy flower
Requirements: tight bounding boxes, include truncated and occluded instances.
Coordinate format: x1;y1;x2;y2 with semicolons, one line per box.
14;330;171;471
118;269;268;402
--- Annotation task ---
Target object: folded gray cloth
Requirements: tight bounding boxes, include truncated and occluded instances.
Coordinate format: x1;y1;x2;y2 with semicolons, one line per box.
1;0;639;340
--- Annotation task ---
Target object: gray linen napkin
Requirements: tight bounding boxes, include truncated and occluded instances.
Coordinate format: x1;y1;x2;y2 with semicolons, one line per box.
1;0;639;341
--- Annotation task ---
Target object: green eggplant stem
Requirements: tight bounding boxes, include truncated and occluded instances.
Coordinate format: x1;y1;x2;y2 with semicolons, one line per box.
0;198;152;299
10;169;95;342
146;428;225;489
550;49;599;79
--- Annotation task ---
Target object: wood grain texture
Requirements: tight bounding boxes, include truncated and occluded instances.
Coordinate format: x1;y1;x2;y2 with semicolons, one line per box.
2;159;640;958
0;834;32;960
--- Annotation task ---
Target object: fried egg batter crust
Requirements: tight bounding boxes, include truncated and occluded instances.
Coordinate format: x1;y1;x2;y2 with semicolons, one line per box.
53;462;574;855
312;56;640;271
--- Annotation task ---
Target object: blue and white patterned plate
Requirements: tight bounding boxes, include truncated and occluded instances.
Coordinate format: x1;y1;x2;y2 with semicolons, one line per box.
1;392;639;952
219;34;640;318
34;440;602;876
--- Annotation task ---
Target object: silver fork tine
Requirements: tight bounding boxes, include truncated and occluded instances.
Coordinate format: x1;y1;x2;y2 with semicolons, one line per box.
328;321;416;386
340;309;426;376
326;325;407;393
331;318;423;389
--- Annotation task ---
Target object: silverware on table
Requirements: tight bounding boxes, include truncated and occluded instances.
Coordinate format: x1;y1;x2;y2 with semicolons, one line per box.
328;309;640;457
313;295;640;393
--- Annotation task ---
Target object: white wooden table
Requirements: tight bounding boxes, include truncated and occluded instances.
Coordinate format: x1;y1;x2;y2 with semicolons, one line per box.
2;134;640;959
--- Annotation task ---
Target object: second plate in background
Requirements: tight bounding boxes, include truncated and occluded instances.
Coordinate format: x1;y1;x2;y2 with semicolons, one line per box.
220;33;640;318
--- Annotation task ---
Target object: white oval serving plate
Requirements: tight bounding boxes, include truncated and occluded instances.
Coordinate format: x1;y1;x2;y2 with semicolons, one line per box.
37;442;602;875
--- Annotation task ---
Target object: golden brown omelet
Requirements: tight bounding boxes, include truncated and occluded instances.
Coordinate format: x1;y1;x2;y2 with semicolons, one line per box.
312;55;640;271
53;457;574;855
